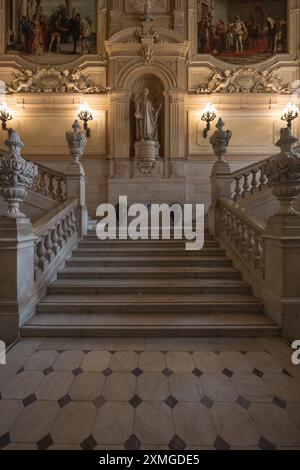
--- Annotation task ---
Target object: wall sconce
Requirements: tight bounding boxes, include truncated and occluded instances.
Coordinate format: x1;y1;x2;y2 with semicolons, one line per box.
78;102;94;138
281;102;299;129
0;102;13;132
201;102;217;138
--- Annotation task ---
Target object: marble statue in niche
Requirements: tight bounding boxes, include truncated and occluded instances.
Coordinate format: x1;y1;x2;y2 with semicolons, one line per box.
134;88;161;174
135;88;161;142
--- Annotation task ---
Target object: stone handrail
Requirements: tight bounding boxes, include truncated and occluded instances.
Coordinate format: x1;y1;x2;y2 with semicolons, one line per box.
33;199;78;281
218;198;265;279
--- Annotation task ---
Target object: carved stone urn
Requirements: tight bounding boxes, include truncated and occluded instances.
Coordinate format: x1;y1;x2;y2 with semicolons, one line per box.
66;120;87;164
266;127;300;216
209;118;232;174
0;131;38;219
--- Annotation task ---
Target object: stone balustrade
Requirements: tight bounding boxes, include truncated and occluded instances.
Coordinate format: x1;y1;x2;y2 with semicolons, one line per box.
33;199;78;281
33;163;67;203
219;199;265;279
231;160;270;200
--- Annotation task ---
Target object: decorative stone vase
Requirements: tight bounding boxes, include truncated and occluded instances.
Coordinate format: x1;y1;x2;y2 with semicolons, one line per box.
0;131;38;219
134;140;160;175
66;120;87;164
209;118;232;174
266;127;300;216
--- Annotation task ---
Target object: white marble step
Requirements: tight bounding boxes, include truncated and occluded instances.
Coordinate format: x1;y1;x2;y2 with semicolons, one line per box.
58;266;242;280
65;256;232;268
73;247;226;257
37;293;263;314
22;311;279;338
48;278;251;295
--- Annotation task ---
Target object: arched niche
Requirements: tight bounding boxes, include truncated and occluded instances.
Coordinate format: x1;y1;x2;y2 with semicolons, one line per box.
130;73;165;159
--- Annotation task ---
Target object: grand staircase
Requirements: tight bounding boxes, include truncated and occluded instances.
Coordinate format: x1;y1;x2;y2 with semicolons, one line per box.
21;224;280;338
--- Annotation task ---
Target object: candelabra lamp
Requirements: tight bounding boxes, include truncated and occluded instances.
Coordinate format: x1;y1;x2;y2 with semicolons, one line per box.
78;102;94;138
281;102;299;129
0;103;13;132
201;102;217;138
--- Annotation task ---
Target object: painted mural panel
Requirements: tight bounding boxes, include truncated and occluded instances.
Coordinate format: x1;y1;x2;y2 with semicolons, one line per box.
125;0;169;14
197;0;288;63
6;0;97;62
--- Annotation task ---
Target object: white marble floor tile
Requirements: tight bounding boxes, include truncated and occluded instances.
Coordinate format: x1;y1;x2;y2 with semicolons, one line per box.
35;372;74;401
110;351;138;372
138;352;166;372
166;352;194;372
53;351;85;371
169;373;202;402
137;373;169;401
193;352;224;372
0;400;24;436
200;374;239;403
93;403;134;445
174;403;217;446
51;402;97;444
103;373;136;402
2;371;44;400
134;402;175;445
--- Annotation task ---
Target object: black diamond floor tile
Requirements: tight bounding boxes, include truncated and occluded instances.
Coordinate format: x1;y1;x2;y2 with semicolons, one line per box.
258;437;276;450
124;435;141;451
165;395;178;409
201;395;214;410
169;435;186;451
58;394;72;408
214;436;231;450
37;434;53;451
81;435;97;450
129;395;143;409
23;394;37;407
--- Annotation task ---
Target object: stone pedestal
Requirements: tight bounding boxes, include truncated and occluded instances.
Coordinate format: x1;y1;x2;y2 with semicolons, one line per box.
263;215;300;341
134;140;160;175
0;218;36;345
66;162;88;237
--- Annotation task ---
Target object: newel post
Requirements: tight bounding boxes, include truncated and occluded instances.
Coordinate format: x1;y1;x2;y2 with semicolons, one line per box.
208;118;233;236
0;131;38;345
264;127;300;340
65;120;88;237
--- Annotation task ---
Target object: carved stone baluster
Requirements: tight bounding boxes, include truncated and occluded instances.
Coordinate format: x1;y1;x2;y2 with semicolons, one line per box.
39;172;47;197
62;216;70;242
247;231;255;265
234;176;243;200
251;169;259;194
56;178;64;202
34;239;42;281
253;236;264;273
37;235;48;273
45;230;55;262
259;164;268;190
48;175;55;200
242;173;251;198
51;225;60;256
57;221;64;248
234;219;242;247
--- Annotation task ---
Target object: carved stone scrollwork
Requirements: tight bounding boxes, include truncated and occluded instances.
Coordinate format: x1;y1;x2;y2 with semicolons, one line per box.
193;68;290;94
210;118;232;173
0;132;38;218
66;120;87;164
266;127;300;216
6;67;110;94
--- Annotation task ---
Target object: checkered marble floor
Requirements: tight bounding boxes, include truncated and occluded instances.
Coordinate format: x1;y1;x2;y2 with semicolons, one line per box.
1;337;300;450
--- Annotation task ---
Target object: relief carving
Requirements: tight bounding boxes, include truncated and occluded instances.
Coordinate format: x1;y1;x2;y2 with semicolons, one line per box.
193;68;290;94
6;67;109;94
